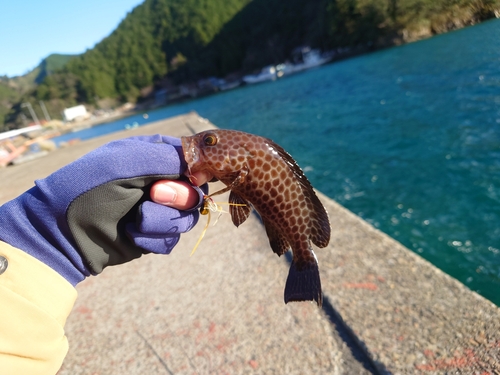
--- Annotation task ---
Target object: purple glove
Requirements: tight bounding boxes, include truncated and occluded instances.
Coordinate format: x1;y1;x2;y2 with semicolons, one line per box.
0;135;207;286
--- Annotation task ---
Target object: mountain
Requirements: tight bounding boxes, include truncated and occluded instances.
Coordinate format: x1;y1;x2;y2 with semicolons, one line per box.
35;54;78;84
0;54;77;129
36;0;252;103
5;54;77;93
0;0;251;130
188;0;500;80
0;80;20;128
2;0;499;130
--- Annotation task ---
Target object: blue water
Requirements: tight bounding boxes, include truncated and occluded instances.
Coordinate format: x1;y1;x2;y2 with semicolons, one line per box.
53;19;500;305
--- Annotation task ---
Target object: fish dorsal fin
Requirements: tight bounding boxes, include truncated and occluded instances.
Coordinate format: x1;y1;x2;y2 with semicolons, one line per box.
229;191;252;227
262;218;290;256
266;139;331;247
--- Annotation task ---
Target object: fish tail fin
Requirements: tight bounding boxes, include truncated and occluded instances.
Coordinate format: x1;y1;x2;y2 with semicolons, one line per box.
284;258;322;307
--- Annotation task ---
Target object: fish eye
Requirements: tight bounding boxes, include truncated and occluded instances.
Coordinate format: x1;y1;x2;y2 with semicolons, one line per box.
203;134;218;146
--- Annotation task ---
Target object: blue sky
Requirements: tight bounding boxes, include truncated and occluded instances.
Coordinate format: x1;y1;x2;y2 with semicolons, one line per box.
0;0;144;77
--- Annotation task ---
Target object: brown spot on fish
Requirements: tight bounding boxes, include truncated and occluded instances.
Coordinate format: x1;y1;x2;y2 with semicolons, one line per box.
182;129;331;306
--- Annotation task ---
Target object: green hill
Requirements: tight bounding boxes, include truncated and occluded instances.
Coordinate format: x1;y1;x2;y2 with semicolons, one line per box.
0;54;77;130
36;54;78;84
182;0;500;79
2;0;499;130
36;0;252;104
0;80;20;127
6;54;77;93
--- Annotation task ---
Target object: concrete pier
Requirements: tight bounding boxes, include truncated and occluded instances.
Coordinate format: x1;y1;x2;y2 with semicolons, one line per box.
1;112;499;374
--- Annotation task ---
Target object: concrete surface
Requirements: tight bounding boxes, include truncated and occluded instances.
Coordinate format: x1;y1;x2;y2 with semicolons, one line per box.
1;112;499;374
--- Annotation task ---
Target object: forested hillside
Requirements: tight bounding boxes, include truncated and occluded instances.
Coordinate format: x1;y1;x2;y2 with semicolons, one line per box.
2;0;499;130
0;54;76;127
186;0;499;79
36;0;251;104
0;81;19;127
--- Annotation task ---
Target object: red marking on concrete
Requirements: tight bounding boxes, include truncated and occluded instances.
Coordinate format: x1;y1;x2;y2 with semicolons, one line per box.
343;282;378;291
175;329;190;336
157;332;172;340
75;305;92;314
248;359;259;369
195;332;204;344
423;349;435;358
74;305;93;320
125;357;134;365
257;303;265;315
191;321;237;354
415;347;478;371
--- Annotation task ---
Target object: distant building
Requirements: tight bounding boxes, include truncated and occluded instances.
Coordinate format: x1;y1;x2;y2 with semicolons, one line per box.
62;105;88;122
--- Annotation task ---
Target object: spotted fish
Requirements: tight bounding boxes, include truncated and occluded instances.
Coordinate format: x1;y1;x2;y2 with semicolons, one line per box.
181;129;330;306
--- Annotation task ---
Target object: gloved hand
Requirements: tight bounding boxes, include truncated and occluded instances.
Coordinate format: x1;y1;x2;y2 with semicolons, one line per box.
0;135;207;285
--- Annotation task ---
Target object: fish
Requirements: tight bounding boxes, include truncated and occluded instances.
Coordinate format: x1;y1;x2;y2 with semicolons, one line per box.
181;129;330;306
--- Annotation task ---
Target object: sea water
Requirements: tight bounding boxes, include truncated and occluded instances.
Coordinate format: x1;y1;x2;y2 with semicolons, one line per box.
53;19;500;305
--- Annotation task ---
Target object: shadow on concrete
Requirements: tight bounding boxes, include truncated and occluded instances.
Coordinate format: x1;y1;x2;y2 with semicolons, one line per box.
284;251;391;375
321;294;391;375
250;208;387;374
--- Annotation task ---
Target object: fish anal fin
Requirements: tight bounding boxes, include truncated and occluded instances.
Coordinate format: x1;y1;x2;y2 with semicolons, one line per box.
229;191;252;227
284;256;322;307
309;205;331;248
263;219;290;256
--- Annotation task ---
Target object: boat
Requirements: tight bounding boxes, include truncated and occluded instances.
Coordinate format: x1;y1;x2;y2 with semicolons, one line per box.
0;133;55;167
290;48;332;74
242;65;277;84
219;80;241;91
276;63;295;78
0;125;59;167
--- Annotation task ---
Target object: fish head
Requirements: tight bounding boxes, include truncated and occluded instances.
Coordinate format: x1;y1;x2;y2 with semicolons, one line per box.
181;129;259;181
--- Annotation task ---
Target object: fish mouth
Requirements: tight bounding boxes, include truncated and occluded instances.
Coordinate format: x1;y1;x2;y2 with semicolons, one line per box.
181;136;199;165
181;136;200;181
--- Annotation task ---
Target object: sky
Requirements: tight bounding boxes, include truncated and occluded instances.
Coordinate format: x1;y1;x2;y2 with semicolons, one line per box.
0;0;145;78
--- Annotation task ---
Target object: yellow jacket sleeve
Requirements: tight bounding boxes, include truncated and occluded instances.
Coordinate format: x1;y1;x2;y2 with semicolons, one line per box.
0;241;77;375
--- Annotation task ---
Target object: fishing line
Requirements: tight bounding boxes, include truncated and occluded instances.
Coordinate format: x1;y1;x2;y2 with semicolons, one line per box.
190;195;247;256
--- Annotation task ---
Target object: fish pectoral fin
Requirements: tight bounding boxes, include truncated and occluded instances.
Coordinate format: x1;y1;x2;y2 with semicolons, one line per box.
229;165;249;188
263;219;290;256
284;254;322;307
229;191;252;227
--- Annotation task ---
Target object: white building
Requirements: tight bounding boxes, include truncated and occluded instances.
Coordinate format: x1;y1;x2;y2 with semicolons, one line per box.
62;105;88;122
